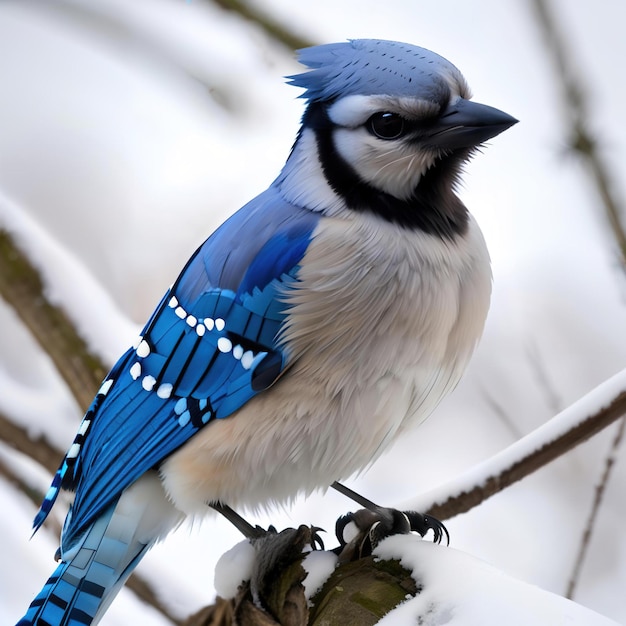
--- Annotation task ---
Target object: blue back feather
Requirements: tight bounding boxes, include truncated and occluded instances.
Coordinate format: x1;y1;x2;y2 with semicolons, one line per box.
34;186;320;549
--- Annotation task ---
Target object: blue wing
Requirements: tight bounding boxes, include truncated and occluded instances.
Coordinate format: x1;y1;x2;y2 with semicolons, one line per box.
34;187;320;548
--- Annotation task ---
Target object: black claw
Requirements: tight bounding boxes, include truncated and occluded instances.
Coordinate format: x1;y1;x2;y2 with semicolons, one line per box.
335;513;354;547
404;511;450;545
334;507;450;560
310;526;326;551
335;509;379;547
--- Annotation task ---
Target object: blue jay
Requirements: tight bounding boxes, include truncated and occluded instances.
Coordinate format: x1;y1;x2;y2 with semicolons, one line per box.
18;39;516;625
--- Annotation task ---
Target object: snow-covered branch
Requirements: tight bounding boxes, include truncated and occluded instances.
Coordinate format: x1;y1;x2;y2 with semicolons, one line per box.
182;529;620;626
403;370;626;520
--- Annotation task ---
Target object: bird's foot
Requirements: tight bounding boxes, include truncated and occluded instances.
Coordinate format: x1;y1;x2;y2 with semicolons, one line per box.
334;507;449;561
199;524;324;626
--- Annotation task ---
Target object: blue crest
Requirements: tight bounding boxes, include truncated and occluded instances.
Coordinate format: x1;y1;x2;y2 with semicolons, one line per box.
287;39;461;102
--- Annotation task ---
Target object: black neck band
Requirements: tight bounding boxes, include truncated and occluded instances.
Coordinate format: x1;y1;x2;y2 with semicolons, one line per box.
302;102;469;238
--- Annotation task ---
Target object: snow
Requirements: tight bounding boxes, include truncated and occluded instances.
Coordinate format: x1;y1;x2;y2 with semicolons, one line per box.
213;537;338;602
1;0;626;624
202;533;622;624
374;535;621;626
401;367;626;514
213;539;257;599
0;190;138;365
302;549;338;600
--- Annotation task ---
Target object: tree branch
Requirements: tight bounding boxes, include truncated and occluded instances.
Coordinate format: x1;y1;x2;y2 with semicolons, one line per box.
400;375;626;520
209;0;313;51
0;229;105;409
0;231;180;623
530;0;626;263
566;415;626;599
530;0;626;600
0;409;65;475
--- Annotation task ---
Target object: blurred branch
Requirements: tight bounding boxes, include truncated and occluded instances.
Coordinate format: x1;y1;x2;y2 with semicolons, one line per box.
566;415;626;599
0;234;180;624
0;409;66;474
530;0;626;600
209;0;313;51
0;450;62;537
0;229;105;410
30;0;312;114
530;0;626;263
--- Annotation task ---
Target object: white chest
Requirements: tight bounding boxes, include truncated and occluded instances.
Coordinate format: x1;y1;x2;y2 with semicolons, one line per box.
162;211;491;513
281;212;491;396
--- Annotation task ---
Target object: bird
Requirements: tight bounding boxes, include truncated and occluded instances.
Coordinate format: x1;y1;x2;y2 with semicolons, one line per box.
18;38;517;625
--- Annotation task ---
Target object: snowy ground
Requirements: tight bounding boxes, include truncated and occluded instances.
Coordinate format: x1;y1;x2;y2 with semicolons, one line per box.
1;1;625;624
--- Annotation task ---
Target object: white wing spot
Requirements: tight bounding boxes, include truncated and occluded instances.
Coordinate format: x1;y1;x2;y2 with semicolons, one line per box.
157;383;173;399
175;306;187;319
204;318;215;331
196;324;206;337
169;296;178;308
77;419;91;436
186;315;197;327
233;345;244;360
241;351;255;370
130;362;142;380
136;340;151;358
67;443;81;459
142;375;156;391
215;318;225;331
218;337;233;353
98;379;113;396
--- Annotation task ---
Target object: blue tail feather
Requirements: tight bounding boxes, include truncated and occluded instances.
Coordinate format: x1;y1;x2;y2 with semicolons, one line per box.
17;501;150;626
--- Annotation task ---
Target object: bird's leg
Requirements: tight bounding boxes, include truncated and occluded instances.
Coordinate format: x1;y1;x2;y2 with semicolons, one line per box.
210;502;325;550
210;502;273;539
331;480;380;509
331;481;449;561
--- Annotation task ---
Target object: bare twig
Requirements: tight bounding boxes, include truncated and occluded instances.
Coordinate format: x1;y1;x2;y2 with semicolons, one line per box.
566;416;626;599
209;0;313;51
530;0;626;599
530;0;626;262
526;339;562;415
479;386;523;440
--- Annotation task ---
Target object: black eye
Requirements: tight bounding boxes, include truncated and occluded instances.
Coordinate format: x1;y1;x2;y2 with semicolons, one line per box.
366;112;406;140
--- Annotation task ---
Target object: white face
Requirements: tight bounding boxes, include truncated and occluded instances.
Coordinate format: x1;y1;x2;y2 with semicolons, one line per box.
325;72;471;200
331;122;439;201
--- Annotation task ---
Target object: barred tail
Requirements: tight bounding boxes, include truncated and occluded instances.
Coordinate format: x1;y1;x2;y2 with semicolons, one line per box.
17;503;149;626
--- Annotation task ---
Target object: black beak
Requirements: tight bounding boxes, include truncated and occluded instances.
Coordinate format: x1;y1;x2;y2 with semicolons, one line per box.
426;98;518;150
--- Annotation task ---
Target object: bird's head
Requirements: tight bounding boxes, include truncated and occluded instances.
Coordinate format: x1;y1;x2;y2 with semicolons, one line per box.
279;39;517;236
